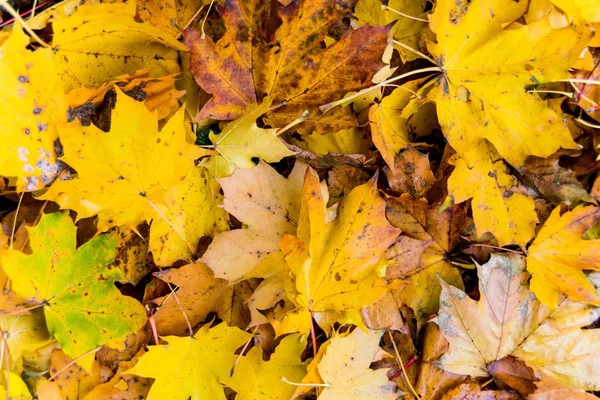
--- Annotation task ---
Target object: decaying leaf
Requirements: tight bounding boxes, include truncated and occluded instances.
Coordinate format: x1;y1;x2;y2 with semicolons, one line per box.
151;262;227;336
185;0;392;133
0;24;66;191
0;212;147;360
385;146;435;198
434;253;600;390
385;194;465;325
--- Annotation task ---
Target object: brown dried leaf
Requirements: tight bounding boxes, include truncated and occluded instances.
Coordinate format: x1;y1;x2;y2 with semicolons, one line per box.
386;146;435;198
152;263;227;335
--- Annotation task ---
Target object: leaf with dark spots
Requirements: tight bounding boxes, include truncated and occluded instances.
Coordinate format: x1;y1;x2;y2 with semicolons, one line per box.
0;212;147;360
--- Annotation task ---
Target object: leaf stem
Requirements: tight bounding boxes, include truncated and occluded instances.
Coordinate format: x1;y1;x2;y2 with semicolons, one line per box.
575;117;600;129
47;346;102;381
526;89;573;98
230;325;259;377
309;312;318;358
319;66;442;113
468;243;524;255
9;192;24;250
0;0;50;47
387;330;420;399
281;377;331;388
392;40;437;65
381;5;429;22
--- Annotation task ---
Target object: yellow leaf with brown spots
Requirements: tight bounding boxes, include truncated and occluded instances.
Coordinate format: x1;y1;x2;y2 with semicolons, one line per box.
0;24;66;192
136;0;205;37
282;170;399;314
50;1;186;91
527;206;600;308
447;141;538;247
426;0;591;168
41;89;204;233
385;146;435;198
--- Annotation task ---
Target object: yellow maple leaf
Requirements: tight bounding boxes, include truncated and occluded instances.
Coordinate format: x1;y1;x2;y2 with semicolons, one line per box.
208;99;295;172
48;1;187;91
149;166;229;266
527;206;600;308
551;0;600;23
127;323;251;400
41;89;204;241
427;0;590;167
296;328;399;400
0;24;66;191
225;333;308;400
447;141;538;247
281;170;400;314
434;253;600;390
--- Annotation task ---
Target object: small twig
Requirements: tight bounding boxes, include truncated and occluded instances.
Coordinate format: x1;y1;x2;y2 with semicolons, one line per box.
0;0;49;47
275;110;310;135
481;377;494;388
389;355;417;380
387;330;420;399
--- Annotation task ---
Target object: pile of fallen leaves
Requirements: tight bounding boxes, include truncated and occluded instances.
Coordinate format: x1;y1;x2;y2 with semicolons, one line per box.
1;0;600;398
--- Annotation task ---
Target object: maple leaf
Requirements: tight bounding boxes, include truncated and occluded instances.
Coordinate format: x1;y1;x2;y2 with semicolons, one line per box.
207;99;295;172
48;1;187;91
527;205;600;308
385;193;465;325
202;161;307;282
489;356;598;399
369;80;423;170
354;0;428;62
184;0;391;133
447;141;538;247
282;170;399;314
149;166;229;267
0;309;50;372
549;0;600;23
0;24;66;192
67;69;186;122
127;323;251;400
519;153;596;206
151;263;227;336
0;212;147;360
427;0;591;168
41;89;207;262
434;253;600;390
297;328;398;400
137;0;205;37
225;333;308;400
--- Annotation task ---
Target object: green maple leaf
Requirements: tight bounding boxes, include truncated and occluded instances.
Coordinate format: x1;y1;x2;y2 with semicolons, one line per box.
0;212;147;359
